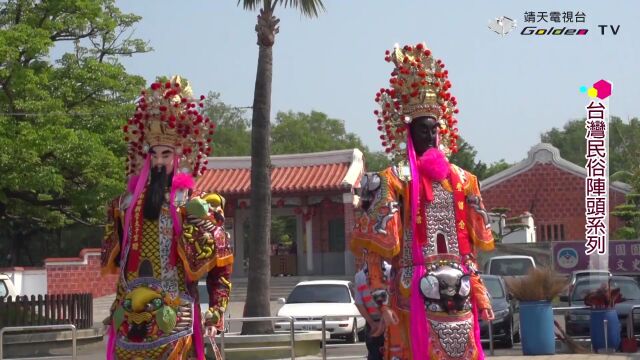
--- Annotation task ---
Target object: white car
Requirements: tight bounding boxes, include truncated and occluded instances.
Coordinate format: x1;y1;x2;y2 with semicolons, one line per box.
0;274;18;299
484;255;536;278
275;280;365;343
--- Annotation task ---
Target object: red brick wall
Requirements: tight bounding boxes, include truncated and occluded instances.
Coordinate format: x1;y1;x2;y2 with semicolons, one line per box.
45;248;117;298
482;163;627;241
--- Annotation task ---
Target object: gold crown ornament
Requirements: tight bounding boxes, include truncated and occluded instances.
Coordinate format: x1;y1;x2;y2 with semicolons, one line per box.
123;76;215;177
375;43;460;162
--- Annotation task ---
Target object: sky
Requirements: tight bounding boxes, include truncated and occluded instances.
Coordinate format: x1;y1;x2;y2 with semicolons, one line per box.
111;0;639;164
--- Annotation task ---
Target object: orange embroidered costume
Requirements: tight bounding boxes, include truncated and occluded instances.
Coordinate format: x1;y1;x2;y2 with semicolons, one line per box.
101;76;233;359
351;43;495;360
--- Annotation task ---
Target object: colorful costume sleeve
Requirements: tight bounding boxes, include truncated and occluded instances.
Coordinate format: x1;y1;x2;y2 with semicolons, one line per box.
178;192;234;330
205;264;232;330
351;167;404;308
350;168;403;260
178;192;234;281
466;256;492;311
464;172;494;252
101;196;123;275
453;169;494;311
365;251;390;307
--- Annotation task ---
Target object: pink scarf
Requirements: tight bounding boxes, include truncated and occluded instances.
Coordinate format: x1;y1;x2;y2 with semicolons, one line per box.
109;155;201;359
407;135;431;357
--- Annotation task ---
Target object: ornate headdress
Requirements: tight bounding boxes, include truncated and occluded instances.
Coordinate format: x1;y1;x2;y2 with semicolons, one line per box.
375;43;460;162
123;76;214;178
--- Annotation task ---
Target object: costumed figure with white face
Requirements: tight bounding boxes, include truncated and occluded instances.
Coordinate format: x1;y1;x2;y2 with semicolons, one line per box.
351;43;495;360
101;76;233;359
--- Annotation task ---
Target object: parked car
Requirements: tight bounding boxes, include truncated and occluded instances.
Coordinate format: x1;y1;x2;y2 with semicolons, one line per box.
275;280;365;343
564;275;640;337
559;270;612;302
0;274;18;299
484;256;536;279
479;274;519;347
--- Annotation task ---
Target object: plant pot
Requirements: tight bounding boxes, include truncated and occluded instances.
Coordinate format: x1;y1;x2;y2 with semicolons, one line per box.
519;300;555;355
590;309;621;352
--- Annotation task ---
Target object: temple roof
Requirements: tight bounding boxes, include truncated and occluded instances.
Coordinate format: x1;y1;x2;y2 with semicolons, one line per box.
197;149;364;195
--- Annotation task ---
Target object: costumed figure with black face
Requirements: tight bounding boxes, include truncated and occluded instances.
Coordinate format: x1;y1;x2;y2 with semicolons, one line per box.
351;43;495;360
101;76;233;359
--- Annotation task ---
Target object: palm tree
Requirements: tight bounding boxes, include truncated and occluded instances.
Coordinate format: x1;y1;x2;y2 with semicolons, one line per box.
237;0;325;335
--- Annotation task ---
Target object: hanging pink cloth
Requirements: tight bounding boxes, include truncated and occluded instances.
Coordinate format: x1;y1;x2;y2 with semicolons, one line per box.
120;155;152;265
105;324;116;360
406;134;431;357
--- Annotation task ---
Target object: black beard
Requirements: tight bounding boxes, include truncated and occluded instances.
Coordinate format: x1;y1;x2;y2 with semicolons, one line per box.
143;166;173;220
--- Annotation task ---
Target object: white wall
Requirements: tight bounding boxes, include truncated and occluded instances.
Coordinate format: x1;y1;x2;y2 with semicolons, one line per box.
3;268;47;297
489;212;537;244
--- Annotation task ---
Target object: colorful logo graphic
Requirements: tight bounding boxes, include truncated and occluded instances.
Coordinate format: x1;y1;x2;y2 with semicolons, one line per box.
579;79;612;99
557;247;579;269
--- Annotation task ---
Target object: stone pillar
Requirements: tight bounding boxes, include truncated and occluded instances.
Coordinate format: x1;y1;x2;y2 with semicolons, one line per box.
305;214;313;274
343;193;358;275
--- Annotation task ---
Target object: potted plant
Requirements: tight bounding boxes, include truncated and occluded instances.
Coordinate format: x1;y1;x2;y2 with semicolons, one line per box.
583;279;623;352
505;267;568;355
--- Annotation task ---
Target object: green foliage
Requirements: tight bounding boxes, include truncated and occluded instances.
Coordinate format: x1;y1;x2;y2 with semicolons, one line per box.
542;117;640;239
614;227;638;240
612;190;640;240
477;159;512;180
448;137;478;172
0;0;150;265
206;106;392;171
203;93;520;181
272;111;365;154
204;92;251;156
205;104;510;177
364;151;391;172
273;111;394;172
449;137;513;180
541;117;640;176
203;89;521;179
270;215;296;245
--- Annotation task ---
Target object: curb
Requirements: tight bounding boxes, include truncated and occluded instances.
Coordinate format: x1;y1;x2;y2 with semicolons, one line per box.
3;324;104;345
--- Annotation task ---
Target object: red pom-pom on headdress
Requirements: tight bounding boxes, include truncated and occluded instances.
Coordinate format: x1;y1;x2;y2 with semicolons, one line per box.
374;42;461;162
123;76;214;178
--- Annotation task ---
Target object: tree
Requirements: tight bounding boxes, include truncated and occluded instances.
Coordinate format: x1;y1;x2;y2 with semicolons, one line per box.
449;137;478;172
365;151;391;172
272;111;392;171
543;117;640;240
611;192;640;240
449;137;512;180
238;0;325;335
612;167;640;240
272;111;365;154
271;111;508;177
479;159;512;180
0;0;150;266
203;92;251;156
541;117;640;177
204;104;391;172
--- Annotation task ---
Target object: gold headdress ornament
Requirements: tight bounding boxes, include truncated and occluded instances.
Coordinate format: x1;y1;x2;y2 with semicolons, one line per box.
375;42;460;162
123;76;214;178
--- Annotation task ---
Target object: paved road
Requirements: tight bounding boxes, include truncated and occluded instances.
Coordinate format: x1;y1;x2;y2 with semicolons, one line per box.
43;338;640;359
